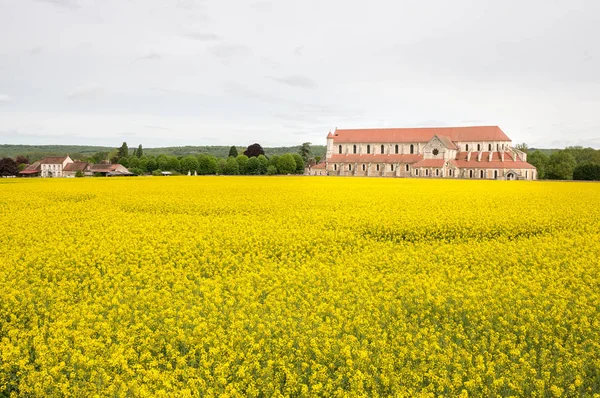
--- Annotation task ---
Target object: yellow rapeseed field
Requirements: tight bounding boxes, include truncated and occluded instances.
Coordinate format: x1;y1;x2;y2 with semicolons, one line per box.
1;177;600;397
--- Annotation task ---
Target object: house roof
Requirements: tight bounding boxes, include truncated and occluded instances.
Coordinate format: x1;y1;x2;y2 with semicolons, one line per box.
434;135;458;150
328;154;423;163
312;162;326;169
454;159;536;169
40;156;68;164
413;159;446;168
331;126;511;143
20;161;41;173
63;162;89;172
89;164;120;172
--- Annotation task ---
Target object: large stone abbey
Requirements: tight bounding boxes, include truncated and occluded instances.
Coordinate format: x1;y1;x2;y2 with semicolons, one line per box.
308;126;536;180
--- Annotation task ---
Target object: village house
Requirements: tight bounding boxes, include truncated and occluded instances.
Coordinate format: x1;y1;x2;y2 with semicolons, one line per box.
306;126;536;180
19;156;132;178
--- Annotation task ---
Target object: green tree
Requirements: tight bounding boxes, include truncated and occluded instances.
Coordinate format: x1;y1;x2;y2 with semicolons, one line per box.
257;155;269;175
246;156;260;175
236;155;249;175
128;156;140;169
223;157;239;175
315;155;322;164
269;155;280;173
299;142;312;163
90;151;109;164
75;170;84;178
292;154;305;174
228;146;238;158
146;157;158;172
167;156;180;173
181;155;199;174
217;158;227;174
546;151;577;180
157;155;169;170
573;163;600;181
277;154;296;174
117;142;129;160
527;150;549;179
563;146;600;165
137;144;143;158
198;154;218;175
266;165;278;175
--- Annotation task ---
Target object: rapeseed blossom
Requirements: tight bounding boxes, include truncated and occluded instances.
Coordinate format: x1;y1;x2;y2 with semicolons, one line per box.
1;177;599;396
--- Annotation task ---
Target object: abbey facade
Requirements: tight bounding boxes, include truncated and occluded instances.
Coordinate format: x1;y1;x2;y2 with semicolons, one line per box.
308;126;536;180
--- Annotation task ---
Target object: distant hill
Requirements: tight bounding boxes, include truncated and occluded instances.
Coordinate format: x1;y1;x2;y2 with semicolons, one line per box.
0;144;326;160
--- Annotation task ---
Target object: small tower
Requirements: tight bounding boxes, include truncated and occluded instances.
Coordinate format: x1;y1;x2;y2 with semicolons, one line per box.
326;130;334;159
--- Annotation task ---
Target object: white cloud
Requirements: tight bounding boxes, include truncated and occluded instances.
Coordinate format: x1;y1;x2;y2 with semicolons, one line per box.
66;84;103;99
0;0;599;147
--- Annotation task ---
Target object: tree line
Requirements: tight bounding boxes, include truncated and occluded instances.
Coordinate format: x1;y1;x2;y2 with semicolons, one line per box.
107;142;315;176
522;145;600;181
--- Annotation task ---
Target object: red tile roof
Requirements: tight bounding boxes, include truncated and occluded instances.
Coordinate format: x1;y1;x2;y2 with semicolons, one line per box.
63;162;89;172
434;135;458;150
40;156;68;164
328;154;423;163
413;159;446;168
312;162;326;169
332;126;510;143
89;164;119;172
454;160;536;169
20;161;41;173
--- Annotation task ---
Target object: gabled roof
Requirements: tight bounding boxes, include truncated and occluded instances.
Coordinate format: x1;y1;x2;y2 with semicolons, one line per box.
434;135;458;150
89;164;119;172
40;156;68;164
20;161;41;173
328;154;423;163
312;162;326;169
63;162;89;172
331;126;510;143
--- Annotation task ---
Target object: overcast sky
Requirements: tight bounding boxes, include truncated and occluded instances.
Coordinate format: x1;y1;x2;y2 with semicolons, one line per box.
1;0;599;148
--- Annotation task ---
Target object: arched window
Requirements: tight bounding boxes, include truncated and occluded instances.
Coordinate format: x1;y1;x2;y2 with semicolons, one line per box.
395;144;399;154
494;170;498;179
436;169;439;176
362;164;366;171
480;170;484;178
425;169;429;176
334;164;337;171
376;164;380;171
525;170;528;179
469;170;473;178
488;144;492;151
415;169;419;176
367;145;370;154
405;164;409;172
477;144;481;151
410;144;414;154
353;145;357;154
349;164;352;171
338;145;342;154
449;170;452;177
381;145;385;154
391;164;394;171
497;144;499;151
466;144;469;151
